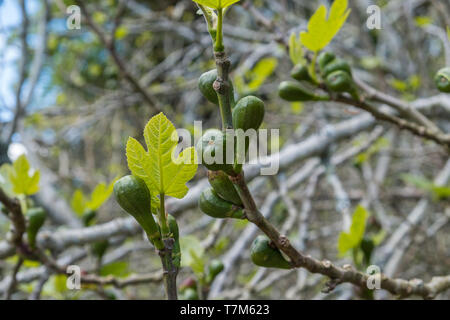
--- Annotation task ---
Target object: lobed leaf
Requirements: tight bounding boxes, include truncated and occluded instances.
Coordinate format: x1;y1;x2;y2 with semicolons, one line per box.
8;155;40;196
192;0;241;10
126;112;197;201
338;205;368;255
300;0;350;52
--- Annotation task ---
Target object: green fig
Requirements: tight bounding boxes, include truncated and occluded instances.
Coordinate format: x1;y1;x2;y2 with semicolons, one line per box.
26;207;46;249
434;67;450;93
113;175;163;249
199;188;245;219
250;235;291;269
291;64;313;82
232;96;265;131
206;259;224;283
325;70;354;92
321;59;352;77
197;129;235;175
91;240;109;259
198;69;235;105
182;288;199;300
82;209;96;227
278;81;329;102
207;170;242;206
318;51;336;71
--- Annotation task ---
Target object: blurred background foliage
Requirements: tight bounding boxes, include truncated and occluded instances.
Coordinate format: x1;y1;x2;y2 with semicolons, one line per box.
0;0;449;299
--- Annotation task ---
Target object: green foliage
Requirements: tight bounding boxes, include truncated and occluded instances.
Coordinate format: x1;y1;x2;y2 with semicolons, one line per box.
8;155;40;196
389;75;421;97
0;163;14;196
180;235;205;275
26;207;47;248
100;261;130;278
300;0;351;52
401;174;450;200
192;0;241;10
354;137;390;165
235;58;278;95
337;205;369;256
414;16;432;27
126;112;198;200
70;178;117;217
289;32;306;66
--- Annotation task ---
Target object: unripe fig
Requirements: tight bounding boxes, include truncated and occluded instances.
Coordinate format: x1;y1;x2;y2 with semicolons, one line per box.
232;96;265;131
82;209;96;227
207;170;242;206
250;235;291;269
325;70;354;92
321;59;352;77
182;288;199;300
318;51;336;71
199;188;245;219
198;69;235;105
197;129;235;175
291;64;312;82
207;259;224;281
434;67;450;93
91;240;109;259
113;175;163;249
26;207;46;249
278;81;329;102
198;69;219;104
361;237;375;266
167;214;181;268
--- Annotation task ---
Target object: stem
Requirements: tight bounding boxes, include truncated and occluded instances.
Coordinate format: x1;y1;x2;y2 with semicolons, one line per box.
214;8;224;52
159;238;178;300
308;51;319;84
214;52;234;130
158;194;178;300
159;194;170;238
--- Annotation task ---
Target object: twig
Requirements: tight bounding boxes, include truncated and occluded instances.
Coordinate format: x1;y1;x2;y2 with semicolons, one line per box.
4;256;24;300
335;95;450;149
74;1;160;112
